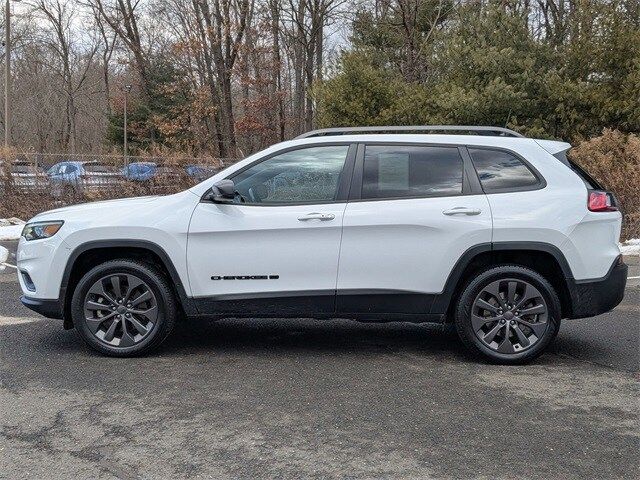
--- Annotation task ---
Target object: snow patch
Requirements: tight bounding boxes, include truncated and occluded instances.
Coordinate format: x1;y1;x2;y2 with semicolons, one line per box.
0;218;25;241
620;239;640;256
0;245;8;272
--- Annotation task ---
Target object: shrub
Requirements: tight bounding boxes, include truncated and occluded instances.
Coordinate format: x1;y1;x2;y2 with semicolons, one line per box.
569;129;640;241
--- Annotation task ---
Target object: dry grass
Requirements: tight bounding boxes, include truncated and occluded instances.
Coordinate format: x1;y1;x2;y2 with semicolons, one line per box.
569;129;640;241
1;176;200;221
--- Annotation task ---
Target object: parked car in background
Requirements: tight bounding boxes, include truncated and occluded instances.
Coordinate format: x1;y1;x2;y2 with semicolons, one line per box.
123;162;218;183
123;162;158;181
0;160;47;194
47;161;120;194
185;164;217;181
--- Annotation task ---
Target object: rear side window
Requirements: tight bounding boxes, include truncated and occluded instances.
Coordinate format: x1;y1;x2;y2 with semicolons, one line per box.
362;145;463;199
469;148;540;192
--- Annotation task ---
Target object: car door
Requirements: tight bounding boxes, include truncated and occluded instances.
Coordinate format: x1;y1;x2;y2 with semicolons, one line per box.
65;164;80;184
336;143;492;317
187;143;356;316
48;164;64;182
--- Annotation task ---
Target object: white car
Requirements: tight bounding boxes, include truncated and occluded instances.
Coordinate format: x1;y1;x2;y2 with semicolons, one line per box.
17;126;627;363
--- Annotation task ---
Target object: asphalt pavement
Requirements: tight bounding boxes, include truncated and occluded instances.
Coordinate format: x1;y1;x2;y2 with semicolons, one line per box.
1;240;638;479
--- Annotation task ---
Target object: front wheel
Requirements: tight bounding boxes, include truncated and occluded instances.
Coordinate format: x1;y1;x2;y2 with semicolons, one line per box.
454;265;561;364
71;259;177;356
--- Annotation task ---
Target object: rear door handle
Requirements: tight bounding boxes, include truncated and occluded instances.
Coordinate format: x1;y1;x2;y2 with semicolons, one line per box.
298;212;336;221
442;207;482;216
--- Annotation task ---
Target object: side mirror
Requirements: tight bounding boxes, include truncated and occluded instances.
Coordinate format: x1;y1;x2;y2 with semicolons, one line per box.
209;179;236;203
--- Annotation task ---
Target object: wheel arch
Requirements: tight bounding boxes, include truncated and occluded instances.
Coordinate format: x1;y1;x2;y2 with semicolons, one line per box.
60;240;195;328
433;242;574;320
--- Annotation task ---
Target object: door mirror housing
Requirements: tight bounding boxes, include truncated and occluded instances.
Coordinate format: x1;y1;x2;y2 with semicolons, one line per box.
209;179;236;203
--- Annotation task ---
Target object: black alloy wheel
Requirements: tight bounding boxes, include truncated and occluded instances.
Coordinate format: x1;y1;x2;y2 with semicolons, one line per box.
83;273;159;348
71;259;177;356
454;265;561;364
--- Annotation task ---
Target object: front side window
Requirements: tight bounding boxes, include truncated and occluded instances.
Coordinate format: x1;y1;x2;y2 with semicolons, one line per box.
361;145;464;199
231;145;349;204
469;148;540;192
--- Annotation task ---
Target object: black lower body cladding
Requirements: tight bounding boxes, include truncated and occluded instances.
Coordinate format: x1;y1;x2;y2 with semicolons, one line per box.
567;259;627;319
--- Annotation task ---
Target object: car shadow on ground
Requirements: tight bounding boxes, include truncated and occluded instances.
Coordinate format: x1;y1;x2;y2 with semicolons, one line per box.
27;317;479;361
168;318;468;356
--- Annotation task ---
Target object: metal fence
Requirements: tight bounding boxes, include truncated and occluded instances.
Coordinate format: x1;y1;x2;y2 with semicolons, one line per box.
0;152;240;193
4;152;238;170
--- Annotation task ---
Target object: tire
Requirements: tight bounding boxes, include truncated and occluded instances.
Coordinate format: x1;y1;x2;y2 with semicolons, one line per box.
71;259;177;357
454;265;561;364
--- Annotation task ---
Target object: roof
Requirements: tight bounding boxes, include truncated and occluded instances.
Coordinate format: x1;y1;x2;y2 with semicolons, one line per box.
296;125;524;138
286;133;540;149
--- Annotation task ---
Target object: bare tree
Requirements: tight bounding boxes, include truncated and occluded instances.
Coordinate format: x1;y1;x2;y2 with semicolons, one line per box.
30;0;99;152
282;0;347;133
88;1;118;113
192;0;254;156
86;0;152;97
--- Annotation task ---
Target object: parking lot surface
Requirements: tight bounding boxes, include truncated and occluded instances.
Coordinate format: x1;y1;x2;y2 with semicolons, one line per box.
1;241;638;479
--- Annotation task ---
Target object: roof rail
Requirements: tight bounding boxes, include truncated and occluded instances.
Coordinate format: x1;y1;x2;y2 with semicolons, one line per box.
295;125;525;139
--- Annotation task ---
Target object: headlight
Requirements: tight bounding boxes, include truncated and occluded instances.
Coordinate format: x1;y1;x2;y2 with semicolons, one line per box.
22;221;64;241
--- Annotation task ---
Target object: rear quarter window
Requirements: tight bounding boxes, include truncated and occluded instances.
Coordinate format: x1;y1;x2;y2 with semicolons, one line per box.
469;148;541;192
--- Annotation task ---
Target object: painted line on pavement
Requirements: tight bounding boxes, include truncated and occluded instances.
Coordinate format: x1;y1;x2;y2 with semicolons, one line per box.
0;316;41;326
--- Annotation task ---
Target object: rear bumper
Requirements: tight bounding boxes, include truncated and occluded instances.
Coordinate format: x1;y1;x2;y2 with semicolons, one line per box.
20;296;63;319
567;260;627;319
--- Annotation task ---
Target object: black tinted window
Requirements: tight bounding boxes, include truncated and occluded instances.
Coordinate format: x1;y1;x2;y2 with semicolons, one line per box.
232;145;349;204
362;145;463;199
469;148;539;191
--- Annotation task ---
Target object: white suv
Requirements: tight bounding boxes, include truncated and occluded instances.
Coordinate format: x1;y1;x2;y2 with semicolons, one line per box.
17;126;627;363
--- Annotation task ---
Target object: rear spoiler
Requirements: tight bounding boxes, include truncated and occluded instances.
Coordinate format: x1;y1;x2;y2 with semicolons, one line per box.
535;139;604;190
534;139;572;165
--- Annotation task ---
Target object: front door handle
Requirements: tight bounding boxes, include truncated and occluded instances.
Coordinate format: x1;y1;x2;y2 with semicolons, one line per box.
298;212;336;221
442;207;482;216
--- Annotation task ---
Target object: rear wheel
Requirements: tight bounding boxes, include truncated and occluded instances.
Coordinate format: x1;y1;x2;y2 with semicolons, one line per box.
71;259;177;356
454;265;561;364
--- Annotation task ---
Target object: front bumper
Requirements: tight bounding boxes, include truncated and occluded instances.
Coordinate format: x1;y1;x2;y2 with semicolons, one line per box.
567;260;628;319
20;296;63;319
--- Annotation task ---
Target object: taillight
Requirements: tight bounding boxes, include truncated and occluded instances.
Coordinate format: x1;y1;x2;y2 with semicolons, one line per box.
588;190;618;212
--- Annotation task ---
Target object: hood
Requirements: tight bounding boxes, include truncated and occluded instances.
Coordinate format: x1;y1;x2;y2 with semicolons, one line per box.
33;195;162;221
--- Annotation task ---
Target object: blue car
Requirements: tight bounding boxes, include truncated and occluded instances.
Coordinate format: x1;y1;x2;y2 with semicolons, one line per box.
124;163;218;182
123;162;158;181
47;161;85;183
47;161;119;192
185;164;217;181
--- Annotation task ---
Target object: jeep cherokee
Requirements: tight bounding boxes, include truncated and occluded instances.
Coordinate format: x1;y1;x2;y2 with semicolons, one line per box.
17;126;628;363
